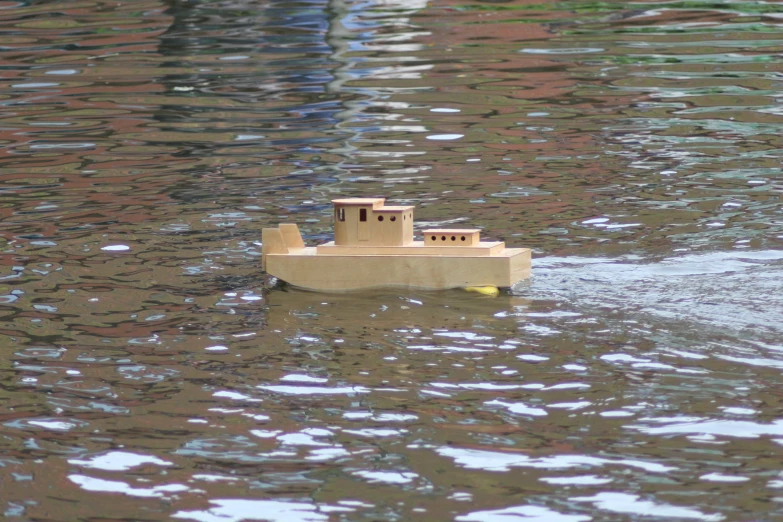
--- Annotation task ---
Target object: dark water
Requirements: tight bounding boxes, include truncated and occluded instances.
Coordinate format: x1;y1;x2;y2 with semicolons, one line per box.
1;0;783;520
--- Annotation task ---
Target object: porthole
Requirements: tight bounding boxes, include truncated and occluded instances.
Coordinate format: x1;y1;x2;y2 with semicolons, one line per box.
378;215;384;222
441;235;446;241
391;216;396;222
431;235;436;241
451;236;456;241
461;236;466;241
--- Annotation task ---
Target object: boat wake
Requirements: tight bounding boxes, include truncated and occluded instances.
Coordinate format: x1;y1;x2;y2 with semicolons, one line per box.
520;249;783;338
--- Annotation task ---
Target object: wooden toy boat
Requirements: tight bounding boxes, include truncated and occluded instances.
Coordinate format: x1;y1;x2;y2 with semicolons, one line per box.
262;198;531;291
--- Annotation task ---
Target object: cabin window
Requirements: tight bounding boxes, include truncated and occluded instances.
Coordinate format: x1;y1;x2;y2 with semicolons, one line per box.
390;216;396;222
378;215;384;222
359;208;367;222
337;208;345;221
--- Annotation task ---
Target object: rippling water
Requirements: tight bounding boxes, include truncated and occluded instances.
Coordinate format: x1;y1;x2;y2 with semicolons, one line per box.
1;0;783;520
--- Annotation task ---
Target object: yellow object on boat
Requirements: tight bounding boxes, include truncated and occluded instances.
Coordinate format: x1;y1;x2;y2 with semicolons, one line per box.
464;285;500;297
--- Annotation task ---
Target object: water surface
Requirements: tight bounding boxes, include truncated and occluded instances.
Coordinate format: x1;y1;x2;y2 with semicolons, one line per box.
1;0;782;520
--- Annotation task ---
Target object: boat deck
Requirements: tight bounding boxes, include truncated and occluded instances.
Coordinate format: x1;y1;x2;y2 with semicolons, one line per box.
315;240;506;257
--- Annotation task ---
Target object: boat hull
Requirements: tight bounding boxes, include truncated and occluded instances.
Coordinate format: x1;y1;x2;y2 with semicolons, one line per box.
265;247;531;291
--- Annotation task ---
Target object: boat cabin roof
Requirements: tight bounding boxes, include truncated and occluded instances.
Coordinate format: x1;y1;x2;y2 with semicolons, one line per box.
423;228;481;234
332;198;385;208
375;205;414;213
